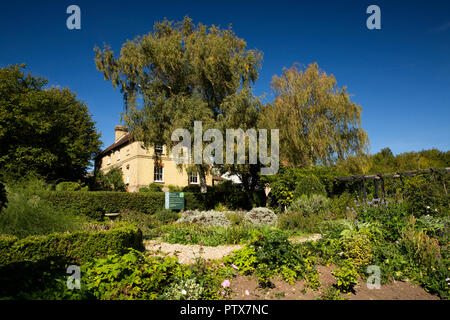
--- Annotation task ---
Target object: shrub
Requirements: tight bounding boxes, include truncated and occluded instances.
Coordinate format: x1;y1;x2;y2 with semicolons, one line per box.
0;187;88;238
332;261;359;293
341;231;373;268
162;278;204;300
139;187;149;192
293;174;326;198
162;224;253;246
403;175;449;216
116;209;162;239
0;223;143;266
82;249;186;300
224;246;257;275
244;207;278;227
288;194;330;217
148;183;163;192
154;208;180;224
38;191;207;220
330;192;356;218
0;180;7;210
55;181;87;192
278;210;327;233
176;210;232;228
357;202;409;241
168;185;183;192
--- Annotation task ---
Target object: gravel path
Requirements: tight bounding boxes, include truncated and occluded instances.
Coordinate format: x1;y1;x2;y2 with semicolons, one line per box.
143;234;322;265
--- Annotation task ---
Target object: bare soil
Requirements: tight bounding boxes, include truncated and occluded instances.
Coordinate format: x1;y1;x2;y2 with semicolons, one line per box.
229;265;440;300
144;235;440;300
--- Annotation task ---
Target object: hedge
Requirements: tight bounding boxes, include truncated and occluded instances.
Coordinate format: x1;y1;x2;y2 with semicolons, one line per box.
0;224;143;266
38;190;264;220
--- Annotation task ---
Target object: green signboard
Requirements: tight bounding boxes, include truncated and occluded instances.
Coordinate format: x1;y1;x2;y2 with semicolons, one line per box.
165;192;185;210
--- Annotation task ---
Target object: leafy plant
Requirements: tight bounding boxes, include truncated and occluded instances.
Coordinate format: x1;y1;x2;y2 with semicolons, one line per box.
332;262;359;293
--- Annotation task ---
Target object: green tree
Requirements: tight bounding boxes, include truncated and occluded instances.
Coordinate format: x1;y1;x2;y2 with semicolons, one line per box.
260;63;369;168
94;17;262;192
0;65;101;182
95;167;126;191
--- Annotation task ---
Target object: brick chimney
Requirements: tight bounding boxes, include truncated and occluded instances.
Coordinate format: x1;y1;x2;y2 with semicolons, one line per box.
114;125;129;142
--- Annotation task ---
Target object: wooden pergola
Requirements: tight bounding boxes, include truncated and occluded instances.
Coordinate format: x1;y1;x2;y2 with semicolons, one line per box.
334;167;450;201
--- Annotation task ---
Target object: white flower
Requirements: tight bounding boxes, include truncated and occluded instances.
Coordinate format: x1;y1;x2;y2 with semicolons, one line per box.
181;289;187;295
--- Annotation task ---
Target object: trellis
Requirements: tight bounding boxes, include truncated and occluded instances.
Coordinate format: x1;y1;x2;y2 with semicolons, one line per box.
334;167;450;201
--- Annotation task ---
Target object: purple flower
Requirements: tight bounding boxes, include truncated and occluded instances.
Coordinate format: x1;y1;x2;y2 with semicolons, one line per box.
221;280;230;288
231;264;239;270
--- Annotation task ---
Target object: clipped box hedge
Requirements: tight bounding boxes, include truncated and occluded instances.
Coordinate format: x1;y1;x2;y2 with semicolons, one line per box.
0;224;143;266
38;191;207;220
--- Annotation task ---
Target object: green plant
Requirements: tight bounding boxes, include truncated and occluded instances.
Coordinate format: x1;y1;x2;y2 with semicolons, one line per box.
0;185;88;238
55;181;87;192
403;175;449;216
224;246;257;275
148;183;164;192
82;249;186;299
162;278;204;300
341;231;373;268
320;286;346;300
139;187;149;192
38;190;206;220
154;208;180;224
0;223;143;266
116;209;162;239
214;203;230;212
293;174;326;198
332;262;359;293
287;194;330;217
255;263;274;287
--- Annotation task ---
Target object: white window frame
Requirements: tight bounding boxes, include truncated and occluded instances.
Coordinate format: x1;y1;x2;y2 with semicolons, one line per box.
189;173;199;184
154;144;164;155
107;155;111;165
154;165;164;182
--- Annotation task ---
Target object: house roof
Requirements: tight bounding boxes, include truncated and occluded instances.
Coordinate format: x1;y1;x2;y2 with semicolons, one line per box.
96;133;133;159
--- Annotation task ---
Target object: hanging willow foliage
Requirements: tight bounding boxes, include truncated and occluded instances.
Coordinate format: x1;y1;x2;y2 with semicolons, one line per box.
260;62;369;168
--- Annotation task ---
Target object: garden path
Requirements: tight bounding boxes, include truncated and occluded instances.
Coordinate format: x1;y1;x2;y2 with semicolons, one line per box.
143;234;322;264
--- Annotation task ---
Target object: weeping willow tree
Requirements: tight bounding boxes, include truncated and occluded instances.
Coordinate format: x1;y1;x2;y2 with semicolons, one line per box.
260;62;369;168
94;17;262;192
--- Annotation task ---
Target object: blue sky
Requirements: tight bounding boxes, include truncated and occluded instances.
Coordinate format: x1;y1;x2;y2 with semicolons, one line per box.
1;0;449;155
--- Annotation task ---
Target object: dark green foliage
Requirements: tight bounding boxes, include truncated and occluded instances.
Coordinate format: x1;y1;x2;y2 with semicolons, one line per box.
293;175;326;198
82;249;186;300
0;257;94;299
37;190;209;220
55;181;87;192
262;166;345;208
0;180;7;210
154;208;180;224
148;183;163;192
95;167;126;191
0;181;88;238
403;174;449;216
115;209;162;239
0;65;101;182
357;202;410;241
0;224;143;266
